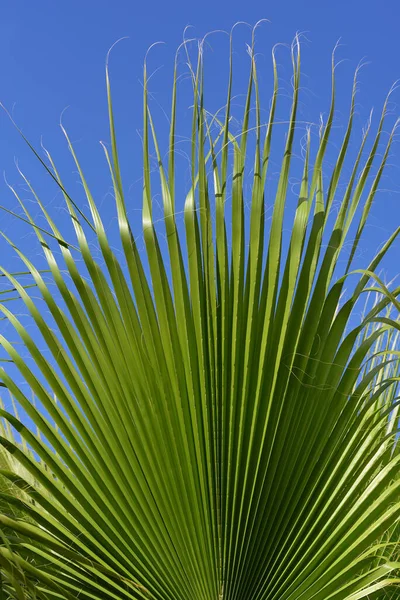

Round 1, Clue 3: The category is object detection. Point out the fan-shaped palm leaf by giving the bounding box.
[0,25,399,600]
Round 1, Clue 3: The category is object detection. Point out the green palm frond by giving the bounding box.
[0,26,399,600]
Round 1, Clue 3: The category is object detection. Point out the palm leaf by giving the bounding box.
[0,25,399,600]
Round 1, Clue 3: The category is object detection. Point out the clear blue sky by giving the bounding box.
[0,0,399,322]
[0,0,399,425]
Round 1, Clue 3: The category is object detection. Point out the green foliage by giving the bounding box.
[0,25,399,600]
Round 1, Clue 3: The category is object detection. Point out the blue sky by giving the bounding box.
[0,0,399,404]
